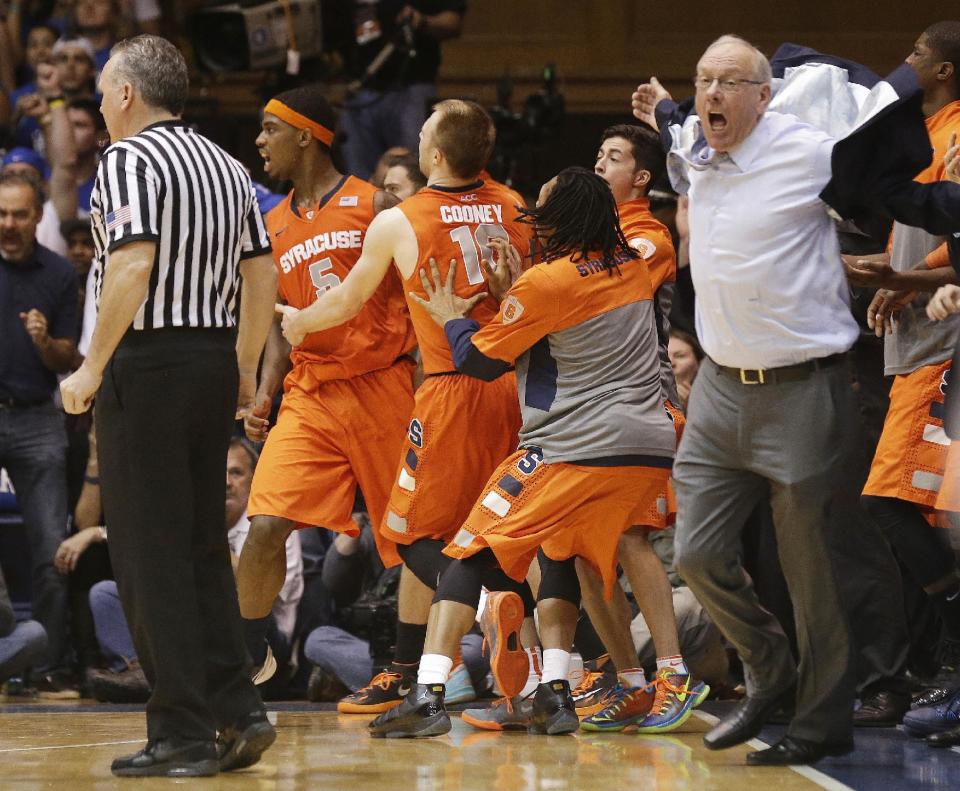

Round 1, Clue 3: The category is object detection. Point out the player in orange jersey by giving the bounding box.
[569,124,697,732]
[235,88,418,670]
[367,167,705,738]
[844,24,960,674]
[276,100,538,712]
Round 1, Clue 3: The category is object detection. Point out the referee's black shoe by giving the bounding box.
[218,710,277,771]
[368,683,451,738]
[111,738,218,777]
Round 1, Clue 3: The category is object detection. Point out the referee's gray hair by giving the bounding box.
[110,35,189,116]
[702,34,773,84]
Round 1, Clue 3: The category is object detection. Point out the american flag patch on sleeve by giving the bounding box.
[106,205,133,232]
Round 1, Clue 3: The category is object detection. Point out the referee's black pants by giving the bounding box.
[96,328,263,742]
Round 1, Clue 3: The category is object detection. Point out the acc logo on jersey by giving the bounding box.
[408,418,424,448]
[339,196,359,207]
[502,295,525,324]
[629,237,657,260]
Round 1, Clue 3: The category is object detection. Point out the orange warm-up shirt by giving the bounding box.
[395,179,533,374]
[915,100,960,269]
[267,176,416,380]
[617,197,677,290]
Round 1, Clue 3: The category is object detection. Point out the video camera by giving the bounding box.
[487,64,565,190]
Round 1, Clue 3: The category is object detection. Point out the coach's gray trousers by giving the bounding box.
[674,358,857,744]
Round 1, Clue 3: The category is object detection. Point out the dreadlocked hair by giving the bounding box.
[519,167,637,272]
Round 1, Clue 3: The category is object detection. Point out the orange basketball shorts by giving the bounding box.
[638,399,685,529]
[248,357,415,567]
[443,447,671,599]
[936,440,960,514]
[380,372,521,548]
[863,360,951,511]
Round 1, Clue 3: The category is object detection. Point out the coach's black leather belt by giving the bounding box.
[714,352,846,386]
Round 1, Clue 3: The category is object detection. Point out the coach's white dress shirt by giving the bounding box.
[683,111,859,369]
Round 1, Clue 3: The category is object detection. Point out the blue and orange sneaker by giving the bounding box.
[634,669,709,734]
[580,683,655,732]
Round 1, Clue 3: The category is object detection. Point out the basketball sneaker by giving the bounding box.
[444,662,477,705]
[480,591,528,699]
[461,693,535,731]
[368,683,451,738]
[528,679,579,735]
[572,656,620,717]
[580,683,655,732]
[337,665,416,714]
[634,669,710,733]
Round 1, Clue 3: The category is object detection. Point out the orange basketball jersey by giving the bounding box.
[617,197,676,291]
[395,179,533,374]
[267,176,416,381]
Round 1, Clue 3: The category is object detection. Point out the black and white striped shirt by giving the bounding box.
[90,120,271,330]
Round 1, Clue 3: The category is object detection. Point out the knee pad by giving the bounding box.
[398,539,451,590]
[433,552,493,610]
[536,551,581,606]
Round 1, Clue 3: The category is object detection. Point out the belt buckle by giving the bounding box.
[739,368,765,385]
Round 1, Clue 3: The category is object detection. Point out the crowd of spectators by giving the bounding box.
[3,0,960,757]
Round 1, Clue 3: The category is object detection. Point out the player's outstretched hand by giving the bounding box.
[409,257,488,326]
[867,287,915,337]
[842,253,896,288]
[927,284,960,321]
[276,303,306,347]
[485,237,521,302]
[244,394,273,442]
[631,77,672,131]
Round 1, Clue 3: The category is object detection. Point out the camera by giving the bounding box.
[487,64,566,190]
[189,0,324,72]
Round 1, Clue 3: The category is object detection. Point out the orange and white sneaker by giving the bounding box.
[480,591,528,699]
[337,667,416,714]
[572,656,620,717]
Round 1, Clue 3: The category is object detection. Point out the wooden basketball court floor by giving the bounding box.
[2,700,960,790]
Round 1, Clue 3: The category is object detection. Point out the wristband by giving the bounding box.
[84,474,100,485]
[47,98,65,110]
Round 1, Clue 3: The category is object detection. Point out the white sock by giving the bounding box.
[618,667,647,689]
[541,649,571,684]
[519,646,543,697]
[417,654,453,685]
[656,655,688,676]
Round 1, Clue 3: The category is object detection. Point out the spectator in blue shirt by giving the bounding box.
[0,169,79,695]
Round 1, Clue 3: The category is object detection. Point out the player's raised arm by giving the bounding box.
[276,206,403,345]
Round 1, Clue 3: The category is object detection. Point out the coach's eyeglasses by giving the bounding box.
[693,76,765,93]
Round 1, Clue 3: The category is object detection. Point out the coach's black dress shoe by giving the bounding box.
[111,737,219,777]
[218,710,277,771]
[746,734,854,765]
[854,689,911,727]
[703,686,795,750]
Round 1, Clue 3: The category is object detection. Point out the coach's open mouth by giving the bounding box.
[708,112,727,132]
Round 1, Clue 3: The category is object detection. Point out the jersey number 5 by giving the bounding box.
[309,257,342,300]
[449,224,509,285]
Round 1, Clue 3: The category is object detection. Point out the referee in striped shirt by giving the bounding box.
[60,36,278,777]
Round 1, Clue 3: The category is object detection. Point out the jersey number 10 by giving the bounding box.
[449,224,509,285]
